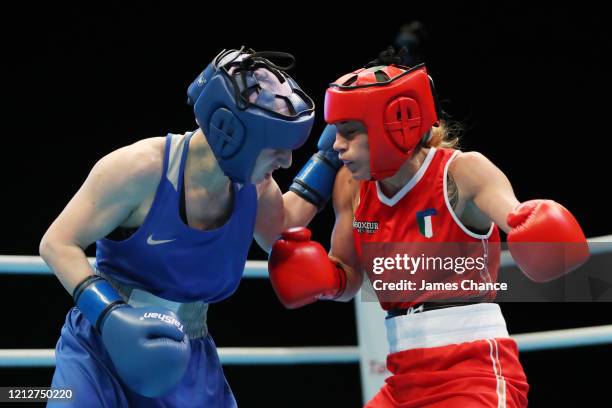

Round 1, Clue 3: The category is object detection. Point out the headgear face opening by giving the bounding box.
[324,64,440,180]
[187,47,315,184]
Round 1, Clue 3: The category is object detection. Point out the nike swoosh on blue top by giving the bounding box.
[146,235,176,245]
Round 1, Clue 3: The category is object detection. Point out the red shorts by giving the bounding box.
[366,304,529,408]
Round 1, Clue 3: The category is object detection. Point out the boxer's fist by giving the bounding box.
[73,276,190,397]
[101,306,190,397]
[269,227,346,308]
[507,200,589,282]
[290,125,342,210]
[316,124,343,170]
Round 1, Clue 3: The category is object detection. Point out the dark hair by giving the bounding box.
[365,46,410,68]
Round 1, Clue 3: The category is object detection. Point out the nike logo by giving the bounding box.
[146,235,177,245]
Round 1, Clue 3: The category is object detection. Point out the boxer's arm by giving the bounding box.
[451,151,588,281]
[329,167,364,301]
[254,125,341,253]
[254,177,317,253]
[267,168,362,307]
[39,141,162,293]
[449,151,519,232]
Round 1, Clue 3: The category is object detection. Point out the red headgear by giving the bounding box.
[324,64,440,180]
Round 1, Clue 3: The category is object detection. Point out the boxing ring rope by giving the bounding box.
[2,324,612,367]
[0,347,362,367]
[0,258,270,278]
[3,235,612,275]
[1,234,611,367]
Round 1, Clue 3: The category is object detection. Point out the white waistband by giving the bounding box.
[385,303,509,354]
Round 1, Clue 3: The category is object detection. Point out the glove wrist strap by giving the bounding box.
[73,275,126,332]
[290,152,340,211]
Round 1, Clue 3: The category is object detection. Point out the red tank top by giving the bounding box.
[353,148,501,310]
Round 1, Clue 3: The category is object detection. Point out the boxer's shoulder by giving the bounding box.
[99,137,165,189]
[447,150,496,197]
[85,137,165,219]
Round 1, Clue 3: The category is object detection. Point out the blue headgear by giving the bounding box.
[187,47,315,184]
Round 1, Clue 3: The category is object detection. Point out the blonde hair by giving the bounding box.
[423,119,461,149]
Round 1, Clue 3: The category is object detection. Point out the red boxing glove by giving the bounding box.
[268,227,347,309]
[507,200,589,282]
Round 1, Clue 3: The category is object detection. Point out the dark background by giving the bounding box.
[1,3,611,407]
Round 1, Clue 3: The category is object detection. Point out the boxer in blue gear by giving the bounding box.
[40,47,322,407]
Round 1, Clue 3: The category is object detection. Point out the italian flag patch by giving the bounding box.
[417,208,437,238]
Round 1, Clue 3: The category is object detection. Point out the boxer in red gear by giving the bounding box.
[269,51,589,407]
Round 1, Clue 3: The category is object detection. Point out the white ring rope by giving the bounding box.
[1,235,610,275]
[2,325,612,367]
[0,347,361,367]
[0,258,269,278]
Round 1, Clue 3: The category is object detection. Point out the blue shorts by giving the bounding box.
[48,308,237,408]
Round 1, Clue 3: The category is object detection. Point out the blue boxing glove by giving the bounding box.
[290,125,343,211]
[73,276,190,397]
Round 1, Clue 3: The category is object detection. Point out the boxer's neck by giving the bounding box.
[377,147,430,198]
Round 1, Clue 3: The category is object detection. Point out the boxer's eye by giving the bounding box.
[345,128,361,140]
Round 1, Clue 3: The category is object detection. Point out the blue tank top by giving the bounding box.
[96,132,257,302]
